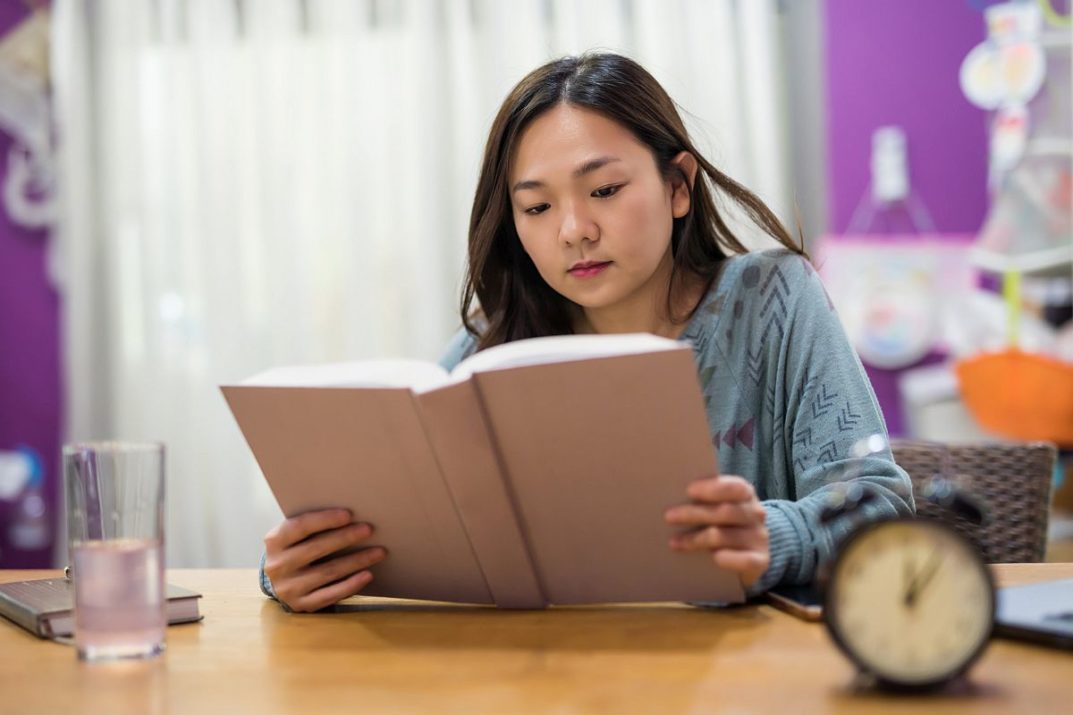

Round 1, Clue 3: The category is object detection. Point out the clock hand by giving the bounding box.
[914,551,944,595]
[905,548,944,608]
[902,554,916,607]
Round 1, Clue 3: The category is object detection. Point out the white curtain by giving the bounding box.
[51,0,790,567]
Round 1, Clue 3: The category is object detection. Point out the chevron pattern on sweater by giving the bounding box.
[757,311,785,350]
[711,417,755,451]
[761,286,787,317]
[816,440,838,464]
[762,263,790,297]
[797,374,818,405]
[750,265,789,353]
[837,401,862,432]
[765,383,784,435]
[746,346,763,383]
[811,384,837,419]
[736,417,755,449]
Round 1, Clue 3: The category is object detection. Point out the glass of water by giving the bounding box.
[64,442,165,662]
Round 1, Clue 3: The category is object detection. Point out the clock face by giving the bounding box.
[825,519,995,688]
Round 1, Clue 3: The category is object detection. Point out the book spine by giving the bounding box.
[0,590,47,638]
[466,376,549,608]
[416,381,547,608]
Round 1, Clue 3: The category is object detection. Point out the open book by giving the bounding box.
[222,333,743,608]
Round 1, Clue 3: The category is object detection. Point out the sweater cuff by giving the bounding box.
[747,504,805,597]
[691,504,806,606]
[259,552,279,600]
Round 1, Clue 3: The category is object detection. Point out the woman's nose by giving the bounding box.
[558,202,599,246]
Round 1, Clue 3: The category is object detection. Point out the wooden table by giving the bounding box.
[1,565,1070,714]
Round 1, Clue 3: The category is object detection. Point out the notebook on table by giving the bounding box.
[0,577,202,639]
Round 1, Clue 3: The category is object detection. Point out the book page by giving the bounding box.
[448,333,682,383]
[239,360,449,392]
[221,385,494,604]
[471,347,744,605]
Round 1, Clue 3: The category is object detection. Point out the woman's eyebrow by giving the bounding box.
[511,156,622,193]
[572,155,621,178]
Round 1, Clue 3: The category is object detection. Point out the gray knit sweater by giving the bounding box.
[437,249,915,596]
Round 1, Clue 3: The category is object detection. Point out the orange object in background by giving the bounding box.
[956,350,1073,448]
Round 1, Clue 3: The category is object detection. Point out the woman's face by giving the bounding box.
[508,104,693,327]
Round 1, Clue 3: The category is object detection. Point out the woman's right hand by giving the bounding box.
[263,508,388,612]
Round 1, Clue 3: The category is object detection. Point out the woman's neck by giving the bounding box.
[573,270,706,339]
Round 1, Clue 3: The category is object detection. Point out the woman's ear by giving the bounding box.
[669,151,698,218]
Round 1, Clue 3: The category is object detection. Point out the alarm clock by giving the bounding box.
[822,516,995,690]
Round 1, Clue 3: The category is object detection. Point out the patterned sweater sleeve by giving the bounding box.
[753,258,915,594]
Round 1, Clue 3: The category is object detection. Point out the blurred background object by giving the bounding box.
[951,1,1073,457]
[0,2,54,231]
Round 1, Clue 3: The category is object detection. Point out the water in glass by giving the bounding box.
[72,538,165,660]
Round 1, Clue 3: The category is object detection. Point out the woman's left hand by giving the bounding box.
[664,475,770,589]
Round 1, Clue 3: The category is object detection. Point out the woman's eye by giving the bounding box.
[593,184,622,199]
[524,204,550,215]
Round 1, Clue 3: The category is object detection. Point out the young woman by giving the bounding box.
[260,53,914,612]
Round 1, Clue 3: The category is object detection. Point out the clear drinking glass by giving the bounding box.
[64,442,166,662]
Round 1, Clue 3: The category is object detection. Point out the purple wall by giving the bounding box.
[824,0,990,233]
[0,3,60,567]
[823,0,992,435]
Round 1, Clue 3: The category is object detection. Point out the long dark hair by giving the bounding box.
[461,52,804,350]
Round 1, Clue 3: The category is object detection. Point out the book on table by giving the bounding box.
[221,332,744,608]
[0,578,202,639]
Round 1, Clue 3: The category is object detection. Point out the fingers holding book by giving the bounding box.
[663,501,765,528]
[285,548,387,613]
[263,508,388,612]
[665,475,770,589]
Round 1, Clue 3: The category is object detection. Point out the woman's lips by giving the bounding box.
[568,261,612,278]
